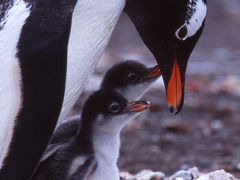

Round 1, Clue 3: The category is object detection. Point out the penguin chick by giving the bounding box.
[32,90,150,180]
[49,60,160,146]
[100,60,161,100]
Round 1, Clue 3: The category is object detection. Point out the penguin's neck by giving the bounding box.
[79,130,120,180]
[58,0,126,126]
[75,118,121,166]
[92,131,120,166]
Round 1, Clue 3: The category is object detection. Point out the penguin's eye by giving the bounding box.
[128,73,137,84]
[175,24,189,40]
[108,102,120,113]
[178,25,188,39]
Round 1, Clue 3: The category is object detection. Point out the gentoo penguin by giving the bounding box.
[48,60,161,147]
[40,60,160,167]
[100,60,161,100]
[0,0,207,179]
[32,90,151,180]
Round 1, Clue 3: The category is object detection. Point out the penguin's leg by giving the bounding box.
[0,3,75,179]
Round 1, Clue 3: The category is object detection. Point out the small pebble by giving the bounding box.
[171,170,192,180]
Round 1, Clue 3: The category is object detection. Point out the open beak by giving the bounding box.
[125,100,151,113]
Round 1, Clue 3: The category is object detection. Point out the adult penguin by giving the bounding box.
[0,0,207,179]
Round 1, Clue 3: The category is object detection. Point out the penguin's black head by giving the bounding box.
[81,90,150,134]
[124,0,207,114]
[100,61,161,100]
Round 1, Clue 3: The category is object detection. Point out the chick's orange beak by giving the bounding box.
[126,100,151,113]
[146,65,161,79]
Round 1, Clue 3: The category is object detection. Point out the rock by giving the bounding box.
[120,170,165,180]
[197,170,236,180]
[168,167,200,180]
[170,170,194,180]
[120,168,238,180]
[120,172,135,180]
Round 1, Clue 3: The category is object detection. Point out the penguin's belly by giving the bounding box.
[88,159,119,180]
[0,0,30,168]
[57,0,125,126]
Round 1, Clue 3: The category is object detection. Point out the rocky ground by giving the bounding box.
[68,0,240,178]
[120,168,238,180]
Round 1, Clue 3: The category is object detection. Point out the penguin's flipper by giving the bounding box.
[50,116,80,145]
[41,117,80,164]
[68,156,97,180]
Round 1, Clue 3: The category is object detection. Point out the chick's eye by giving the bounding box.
[108,102,120,113]
[128,73,137,83]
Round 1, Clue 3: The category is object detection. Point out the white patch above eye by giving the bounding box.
[175,0,207,41]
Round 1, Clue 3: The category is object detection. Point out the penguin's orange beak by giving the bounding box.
[125,100,151,113]
[166,55,182,114]
[156,50,186,115]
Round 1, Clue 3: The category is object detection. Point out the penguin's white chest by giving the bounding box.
[88,155,120,180]
[89,132,121,180]
[0,0,30,168]
[57,0,126,126]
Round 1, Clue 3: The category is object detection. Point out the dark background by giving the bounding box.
[69,0,240,177]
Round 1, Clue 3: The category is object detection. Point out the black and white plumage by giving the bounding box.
[37,61,160,175]
[0,1,77,179]
[32,90,150,180]
[100,61,161,100]
[45,61,161,151]
[0,0,206,178]
[124,0,207,114]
